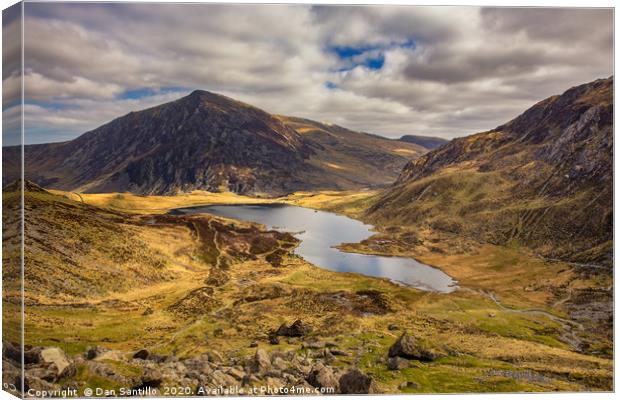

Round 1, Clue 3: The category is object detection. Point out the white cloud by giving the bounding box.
[2,4,613,144]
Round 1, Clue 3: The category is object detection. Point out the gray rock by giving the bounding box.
[276,320,312,337]
[387,356,410,370]
[388,333,438,361]
[252,349,271,373]
[141,368,163,388]
[306,363,339,392]
[339,369,373,394]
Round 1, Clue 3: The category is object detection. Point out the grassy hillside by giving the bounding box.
[367,77,613,268]
[2,184,612,393]
[279,116,425,189]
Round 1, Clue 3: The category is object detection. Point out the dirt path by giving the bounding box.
[463,287,585,350]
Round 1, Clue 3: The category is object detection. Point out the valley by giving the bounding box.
[2,183,612,395]
[2,77,613,395]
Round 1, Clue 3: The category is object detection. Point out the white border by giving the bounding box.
[0,1,616,400]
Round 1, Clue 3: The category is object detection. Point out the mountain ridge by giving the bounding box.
[368,76,613,266]
[4,90,424,195]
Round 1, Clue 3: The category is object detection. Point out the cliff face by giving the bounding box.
[3,91,423,196]
[369,77,613,266]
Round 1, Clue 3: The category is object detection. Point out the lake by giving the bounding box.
[170,204,457,293]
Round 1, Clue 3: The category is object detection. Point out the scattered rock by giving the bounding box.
[269,336,280,345]
[133,349,150,360]
[207,350,224,363]
[388,324,399,331]
[339,368,373,394]
[252,349,271,373]
[141,368,163,388]
[227,367,245,381]
[388,333,439,361]
[398,381,419,390]
[249,341,258,348]
[306,363,339,391]
[85,346,107,360]
[142,307,154,316]
[329,349,350,357]
[272,357,288,371]
[387,356,410,370]
[276,320,312,337]
[39,348,74,381]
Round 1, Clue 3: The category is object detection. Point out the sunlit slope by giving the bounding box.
[368,77,613,267]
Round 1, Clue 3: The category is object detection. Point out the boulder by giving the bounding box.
[252,349,271,373]
[141,368,163,388]
[388,333,438,361]
[133,349,150,360]
[85,346,107,360]
[387,356,409,370]
[39,348,74,380]
[276,320,312,337]
[339,369,373,394]
[306,363,339,391]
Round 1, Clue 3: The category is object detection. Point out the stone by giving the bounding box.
[39,348,74,380]
[330,349,350,357]
[252,349,271,373]
[302,341,325,349]
[142,307,154,316]
[141,368,163,388]
[85,346,107,360]
[399,381,419,390]
[339,369,373,394]
[207,350,224,363]
[387,356,410,370]
[388,333,438,361]
[249,341,258,348]
[2,360,22,394]
[227,367,245,381]
[272,357,288,371]
[388,324,399,331]
[306,363,339,391]
[276,320,312,337]
[133,349,150,360]
[269,336,280,345]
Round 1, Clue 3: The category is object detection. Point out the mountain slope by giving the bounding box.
[368,77,613,266]
[4,92,423,195]
[279,116,426,189]
[398,135,448,149]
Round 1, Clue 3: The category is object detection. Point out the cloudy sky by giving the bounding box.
[2,3,613,145]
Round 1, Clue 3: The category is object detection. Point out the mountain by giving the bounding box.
[398,135,448,149]
[368,77,613,266]
[3,91,424,195]
[279,116,426,189]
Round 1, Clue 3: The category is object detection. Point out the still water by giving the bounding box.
[171,204,457,293]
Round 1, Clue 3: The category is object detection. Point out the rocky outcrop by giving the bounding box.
[3,342,372,396]
[388,333,440,362]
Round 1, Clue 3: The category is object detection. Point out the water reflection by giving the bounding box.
[171,204,457,293]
